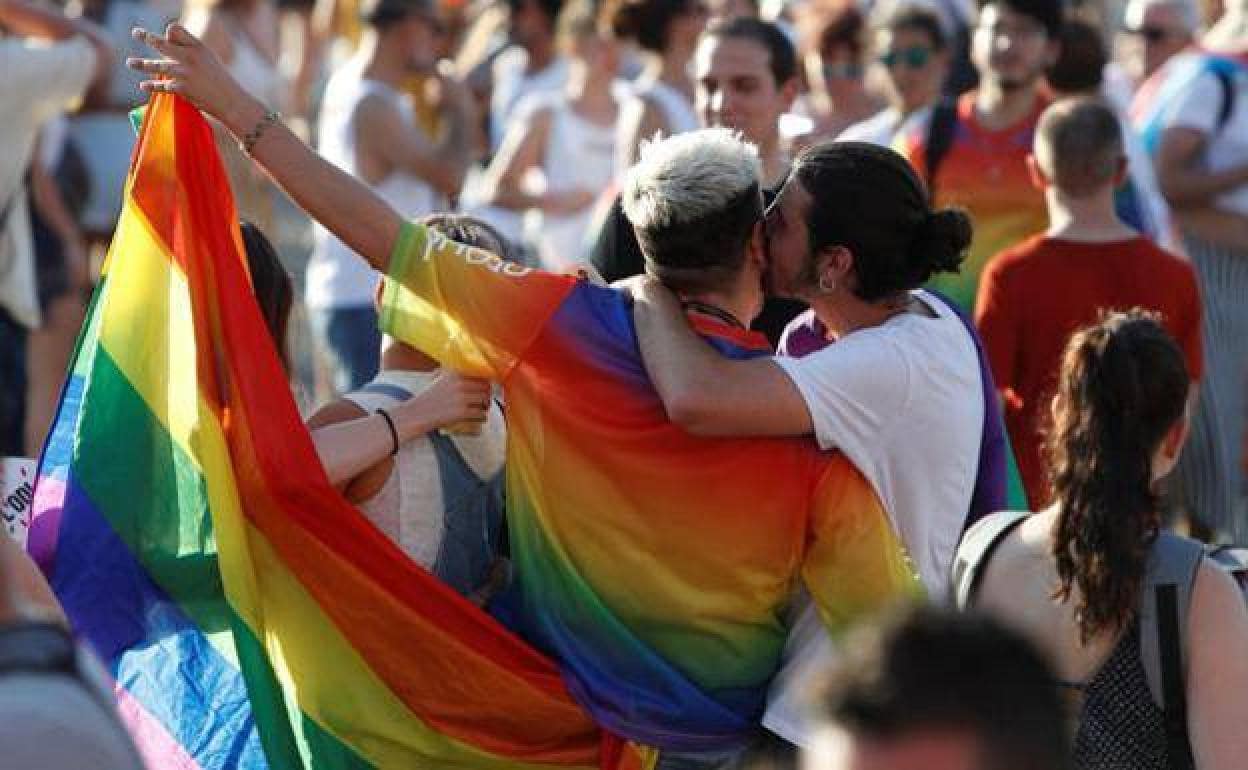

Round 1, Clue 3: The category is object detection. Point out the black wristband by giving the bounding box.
[376,408,400,457]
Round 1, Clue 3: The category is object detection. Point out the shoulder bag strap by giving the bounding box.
[950,511,1029,608]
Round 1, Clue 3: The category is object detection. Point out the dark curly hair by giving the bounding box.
[1045,310,1190,643]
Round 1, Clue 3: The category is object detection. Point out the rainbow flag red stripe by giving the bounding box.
[29,93,639,770]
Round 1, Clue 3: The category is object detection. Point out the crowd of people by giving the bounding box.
[3,0,1248,765]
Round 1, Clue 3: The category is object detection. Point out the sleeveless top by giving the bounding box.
[226,17,282,111]
[532,95,619,271]
[1070,621,1173,769]
[342,369,507,596]
[306,68,440,309]
[636,79,698,136]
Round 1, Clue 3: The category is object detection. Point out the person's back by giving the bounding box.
[979,237,1200,505]
[379,130,916,752]
[958,312,1248,770]
[976,98,1203,509]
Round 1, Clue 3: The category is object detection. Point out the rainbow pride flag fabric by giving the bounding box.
[380,223,920,752]
[896,93,1049,311]
[27,93,640,770]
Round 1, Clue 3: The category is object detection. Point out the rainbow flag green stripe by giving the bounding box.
[31,93,640,770]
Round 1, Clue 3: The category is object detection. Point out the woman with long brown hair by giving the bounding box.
[955,311,1248,770]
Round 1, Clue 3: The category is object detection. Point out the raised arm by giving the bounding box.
[128,24,401,272]
[629,277,813,437]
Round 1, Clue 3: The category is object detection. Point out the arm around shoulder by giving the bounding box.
[629,279,813,437]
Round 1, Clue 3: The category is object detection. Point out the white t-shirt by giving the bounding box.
[0,36,96,328]
[837,105,933,149]
[763,290,983,744]
[1163,66,1248,215]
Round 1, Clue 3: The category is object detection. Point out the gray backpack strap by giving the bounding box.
[951,511,1030,608]
[1139,533,1204,707]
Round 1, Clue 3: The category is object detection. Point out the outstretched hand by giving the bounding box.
[127,24,263,135]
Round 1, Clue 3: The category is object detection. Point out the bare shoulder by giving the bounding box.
[306,398,368,430]
[1191,559,1248,629]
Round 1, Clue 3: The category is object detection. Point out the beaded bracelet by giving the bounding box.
[241,110,281,155]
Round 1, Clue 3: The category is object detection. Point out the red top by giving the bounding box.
[975,235,1203,508]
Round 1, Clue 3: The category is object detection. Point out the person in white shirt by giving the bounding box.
[483,0,621,270]
[457,0,568,251]
[304,0,473,394]
[629,141,984,746]
[0,0,109,456]
[838,5,951,147]
[611,0,708,170]
[1121,0,1199,83]
[1154,29,1248,542]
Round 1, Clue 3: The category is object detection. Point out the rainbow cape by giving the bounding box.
[28,93,639,769]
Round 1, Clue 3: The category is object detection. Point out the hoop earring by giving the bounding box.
[818,276,837,294]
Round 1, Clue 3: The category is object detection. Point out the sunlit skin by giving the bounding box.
[971,4,1055,92]
[875,26,949,115]
[804,726,984,770]
[695,34,796,183]
[1126,4,1194,79]
[761,178,817,299]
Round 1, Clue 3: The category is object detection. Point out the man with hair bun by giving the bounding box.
[976,96,1202,511]
[629,140,996,746]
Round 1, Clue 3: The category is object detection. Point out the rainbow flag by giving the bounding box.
[28,93,637,769]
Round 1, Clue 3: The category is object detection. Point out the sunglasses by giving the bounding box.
[878,45,933,69]
[823,61,865,80]
[1125,24,1179,43]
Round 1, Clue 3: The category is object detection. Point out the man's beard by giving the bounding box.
[994,61,1047,92]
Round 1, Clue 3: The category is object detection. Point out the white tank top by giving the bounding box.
[638,80,699,136]
[226,19,282,110]
[533,96,618,271]
[306,67,440,309]
[342,369,506,571]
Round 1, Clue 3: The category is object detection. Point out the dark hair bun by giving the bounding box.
[914,208,971,276]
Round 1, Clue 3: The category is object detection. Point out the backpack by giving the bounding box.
[1211,65,1238,135]
[951,513,1248,770]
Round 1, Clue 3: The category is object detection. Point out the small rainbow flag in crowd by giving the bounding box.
[27,92,639,769]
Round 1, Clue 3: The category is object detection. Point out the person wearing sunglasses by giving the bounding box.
[792,0,883,144]
[1122,0,1199,81]
[839,5,951,147]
